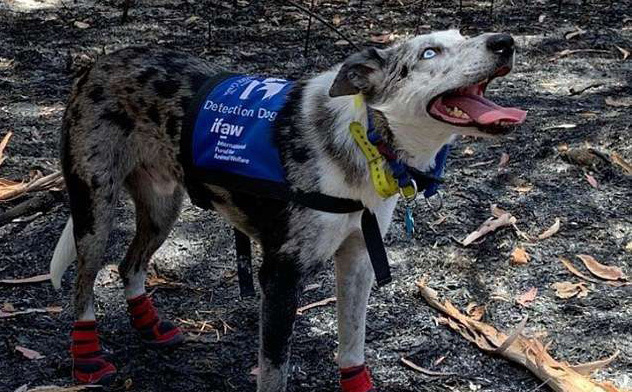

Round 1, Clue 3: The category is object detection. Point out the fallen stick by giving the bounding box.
[296,297,336,315]
[416,280,628,392]
[462,212,516,246]
[0,191,64,226]
[400,357,457,377]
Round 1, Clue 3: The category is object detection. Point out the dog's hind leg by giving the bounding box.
[62,132,124,384]
[257,251,303,392]
[119,164,184,348]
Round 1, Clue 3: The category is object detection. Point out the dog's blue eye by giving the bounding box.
[422,48,437,59]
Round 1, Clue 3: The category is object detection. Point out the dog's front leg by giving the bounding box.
[257,251,303,392]
[334,231,375,392]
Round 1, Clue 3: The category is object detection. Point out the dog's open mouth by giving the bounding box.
[427,69,527,134]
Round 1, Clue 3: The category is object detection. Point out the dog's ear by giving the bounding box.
[329,48,387,97]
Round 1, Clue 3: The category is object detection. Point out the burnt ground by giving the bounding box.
[0,0,631,391]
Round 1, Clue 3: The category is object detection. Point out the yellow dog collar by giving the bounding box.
[350,95,417,200]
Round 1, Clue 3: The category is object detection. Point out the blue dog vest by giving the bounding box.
[191,75,294,183]
[181,73,450,296]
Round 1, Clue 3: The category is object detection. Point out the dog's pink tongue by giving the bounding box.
[442,94,527,125]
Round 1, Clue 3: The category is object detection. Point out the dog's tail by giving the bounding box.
[50,217,77,289]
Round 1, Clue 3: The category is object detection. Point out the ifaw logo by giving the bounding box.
[210,117,244,137]
[239,78,288,101]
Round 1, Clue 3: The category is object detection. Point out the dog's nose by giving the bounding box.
[486,33,514,56]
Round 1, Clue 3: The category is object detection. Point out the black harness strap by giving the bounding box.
[361,210,392,286]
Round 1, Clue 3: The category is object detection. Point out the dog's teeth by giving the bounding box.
[446,106,470,119]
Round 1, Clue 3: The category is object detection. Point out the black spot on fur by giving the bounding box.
[61,134,95,239]
[165,116,179,138]
[288,145,310,164]
[101,106,134,135]
[147,104,161,125]
[67,105,82,125]
[400,65,409,79]
[137,67,159,85]
[88,86,105,103]
[153,78,181,98]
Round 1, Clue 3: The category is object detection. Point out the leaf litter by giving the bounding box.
[417,280,628,392]
[552,281,589,299]
[576,255,628,282]
[538,218,561,240]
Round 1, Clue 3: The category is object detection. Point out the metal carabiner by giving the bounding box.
[399,179,418,204]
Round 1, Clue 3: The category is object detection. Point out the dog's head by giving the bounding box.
[329,30,527,140]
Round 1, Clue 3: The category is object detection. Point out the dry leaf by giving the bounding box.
[516,287,537,307]
[491,204,508,218]
[610,152,632,175]
[511,184,533,193]
[184,15,200,25]
[15,346,45,360]
[73,21,90,29]
[564,26,586,40]
[296,297,336,315]
[3,302,15,312]
[462,146,475,156]
[605,96,632,107]
[465,303,485,321]
[615,45,630,61]
[559,257,603,284]
[549,49,610,61]
[576,255,627,281]
[0,171,64,201]
[538,218,560,240]
[585,173,599,188]
[0,131,12,166]
[498,152,510,167]
[0,306,63,318]
[416,280,627,392]
[469,159,495,168]
[15,386,92,392]
[543,123,576,130]
[0,273,51,284]
[370,32,394,44]
[552,281,589,299]
[511,247,530,265]
[332,14,342,27]
[571,350,620,376]
[400,357,456,377]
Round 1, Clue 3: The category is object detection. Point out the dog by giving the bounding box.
[49,30,526,391]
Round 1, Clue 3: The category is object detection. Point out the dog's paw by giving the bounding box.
[71,320,117,385]
[127,294,184,349]
[340,364,374,392]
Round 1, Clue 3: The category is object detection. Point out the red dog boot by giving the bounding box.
[127,294,184,348]
[340,364,375,392]
[71,321,117,384]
